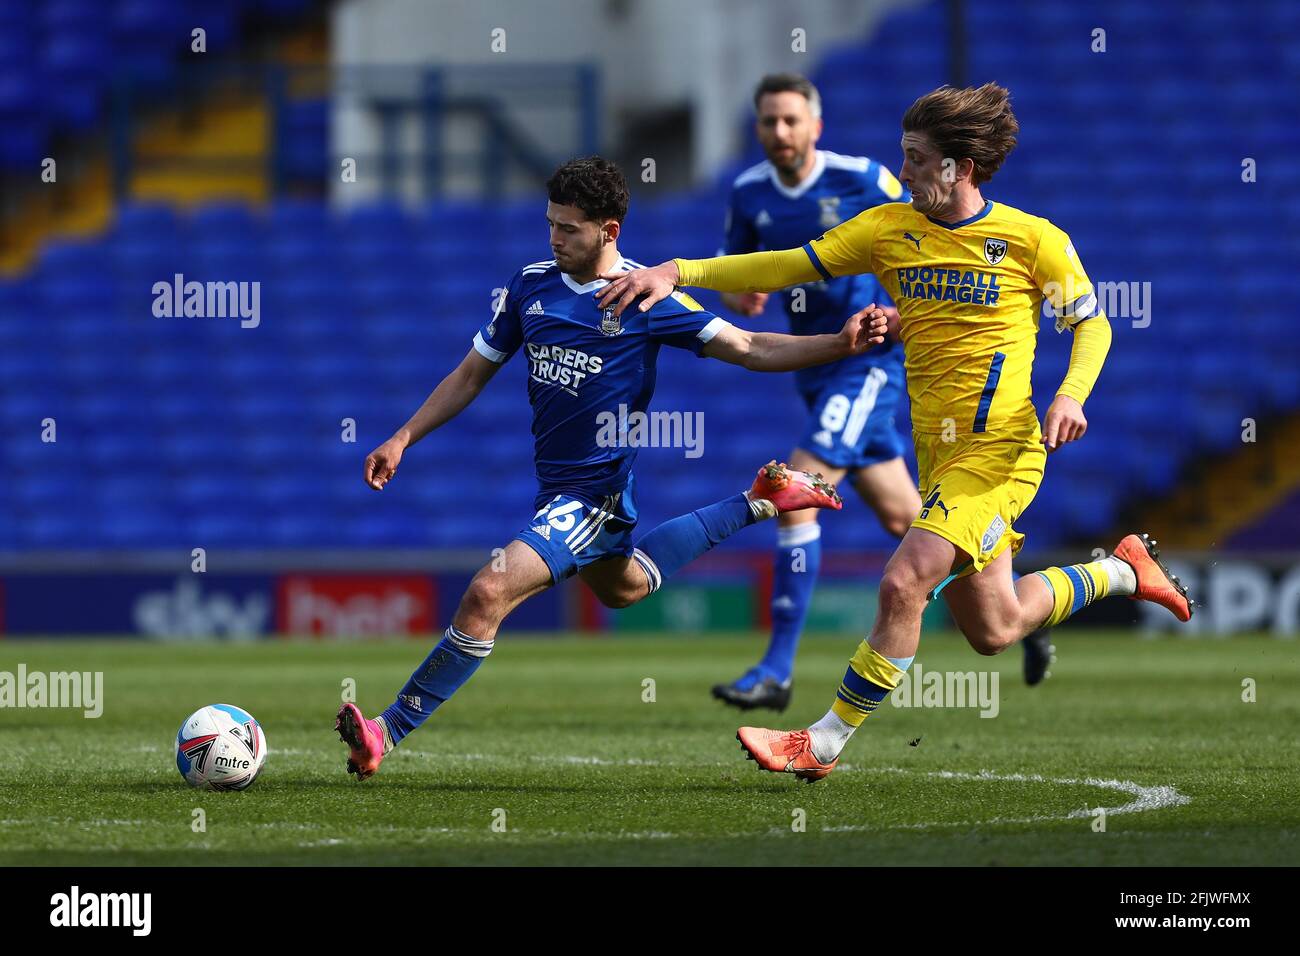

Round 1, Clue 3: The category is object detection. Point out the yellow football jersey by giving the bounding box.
[803,200,1097,435]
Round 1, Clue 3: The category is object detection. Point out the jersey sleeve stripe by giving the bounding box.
[733,161,770,187]
[473,331,509,363]
[802,242,833,281]
[697,317,729,343]
[822,151,871,170]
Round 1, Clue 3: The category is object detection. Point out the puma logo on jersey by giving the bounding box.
[903,231,925,250]
[526,300,546,316]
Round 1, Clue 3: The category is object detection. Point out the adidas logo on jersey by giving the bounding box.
[531,524,552,540]
[526,300,546,316]
[755,209,773,228]
[812,429,834,448]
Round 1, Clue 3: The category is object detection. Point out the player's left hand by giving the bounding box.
[841,303,889,355]
[595,260,679,317]
[1043,395,1087,453]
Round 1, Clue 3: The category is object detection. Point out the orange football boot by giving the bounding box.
[1112,532,1194,622]
[737,726,838,782]
[748,460,843,514]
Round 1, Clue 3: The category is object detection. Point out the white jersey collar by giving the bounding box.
[561,256,627,295]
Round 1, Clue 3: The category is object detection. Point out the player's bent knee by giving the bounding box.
[594,585,640,610]
[460,572,513,620]
[960,622,1018,656]
[878,564,929,612]
[883,513,913,539]
[968,636,1006,657]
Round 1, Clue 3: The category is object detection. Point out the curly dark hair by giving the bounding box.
[546,156,630,223]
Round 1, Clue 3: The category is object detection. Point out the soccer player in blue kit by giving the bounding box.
[336,157,889,779]
[709,75,1052,712]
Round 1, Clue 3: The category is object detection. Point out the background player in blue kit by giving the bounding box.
[710,75,1051,711]
[336,157,889,779]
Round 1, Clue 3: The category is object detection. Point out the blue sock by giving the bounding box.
[379,626,494,747]
[757,523,822,683]
[631,492,760,591]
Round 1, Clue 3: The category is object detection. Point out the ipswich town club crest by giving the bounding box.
[600,305,623,336]
[818,196,842,229]
[983,237,1008,265]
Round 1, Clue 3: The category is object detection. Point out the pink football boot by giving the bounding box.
[335,703,387,780]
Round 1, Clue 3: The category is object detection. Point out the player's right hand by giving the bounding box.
[364,438,406,490]
[595,260,679,317]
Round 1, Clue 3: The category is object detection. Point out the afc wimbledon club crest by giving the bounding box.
[981,514,1007,554]
[819,196,842,229]
[600,305,623,336]
[983,237,1008,265]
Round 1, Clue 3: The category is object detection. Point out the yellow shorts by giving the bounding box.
[911,420,1046,574]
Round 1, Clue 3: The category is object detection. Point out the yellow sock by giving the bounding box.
[1034,561,1112,628]
[829,641,907,727]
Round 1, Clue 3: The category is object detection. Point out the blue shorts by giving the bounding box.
[515,475,640,583]
[797,364,905,471]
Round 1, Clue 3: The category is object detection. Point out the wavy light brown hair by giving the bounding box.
[902,83,1019,186]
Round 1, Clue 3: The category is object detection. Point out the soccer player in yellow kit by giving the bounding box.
[598,83,1194,781]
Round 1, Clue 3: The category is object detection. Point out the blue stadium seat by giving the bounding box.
[1,0,1294,552]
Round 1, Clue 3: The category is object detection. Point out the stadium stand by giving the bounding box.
[1,0,1296,554]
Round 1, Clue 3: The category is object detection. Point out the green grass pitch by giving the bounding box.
[1,633,1297,866]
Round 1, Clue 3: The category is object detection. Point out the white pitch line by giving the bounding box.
[820,766,1191,831]
[0,756,1187,845]
[224,748,1189,827]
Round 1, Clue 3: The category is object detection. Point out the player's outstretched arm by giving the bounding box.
[364,348,500,490]
[1042,314,1112,453]
[702,304,888,372]
[596,247,821,318]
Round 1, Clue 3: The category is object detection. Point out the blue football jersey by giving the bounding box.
[722,149,908,395]
[474,256,728,497]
